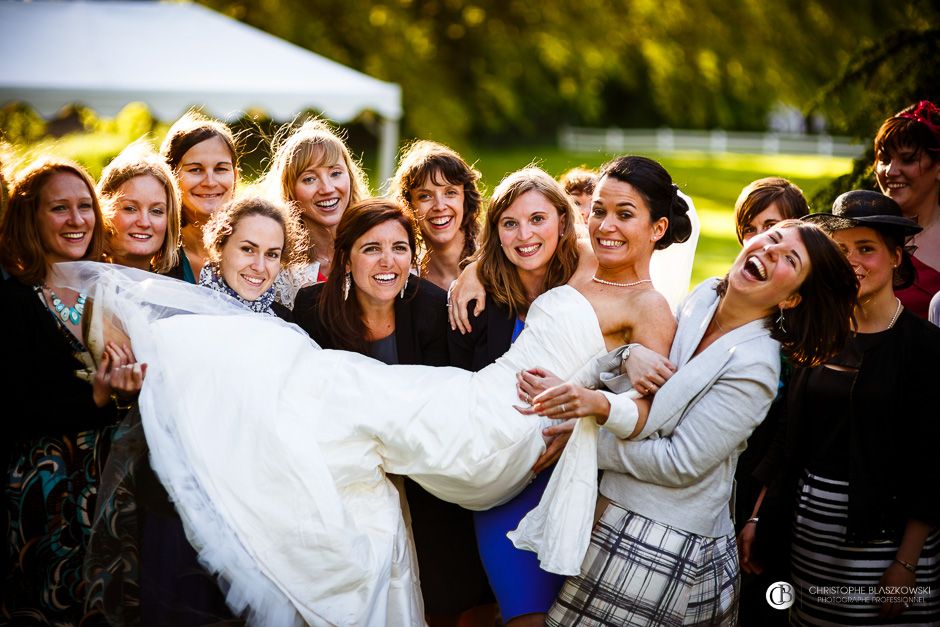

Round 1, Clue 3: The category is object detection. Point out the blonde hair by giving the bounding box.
[266,118,369,211]
[98,141,181,273]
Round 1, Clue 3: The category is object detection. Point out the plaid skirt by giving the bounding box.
[546,502,739,626]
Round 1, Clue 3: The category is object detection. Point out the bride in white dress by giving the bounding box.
[63,157,697,627]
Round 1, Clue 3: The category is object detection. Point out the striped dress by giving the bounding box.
[790,472,940,626]
[786,344,940,627]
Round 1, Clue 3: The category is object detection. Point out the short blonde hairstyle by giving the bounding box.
[266,118,369,211]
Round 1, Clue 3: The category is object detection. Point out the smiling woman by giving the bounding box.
[391,140,483,289]
[98,142,181,273]
[160,110,239,283]
[199,196,304,320]
[872,101,940,318]
[0,157,144,623]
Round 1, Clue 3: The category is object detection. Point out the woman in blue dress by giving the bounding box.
[450,160,691,626]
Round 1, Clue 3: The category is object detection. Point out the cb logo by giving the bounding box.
[766,581,795,610]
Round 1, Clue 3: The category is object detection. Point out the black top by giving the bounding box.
[292,276,449,366]
[163,246,196,284]
[0,269,117,443]
[802,365,854,478]
[270,300,294,323]
[767,310,940,542]
[447,294,517,372]
[369,332,399,365]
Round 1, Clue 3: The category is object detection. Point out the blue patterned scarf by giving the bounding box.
[199,263,277,316]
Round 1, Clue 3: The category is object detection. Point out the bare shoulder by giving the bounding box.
[632,288,673,318]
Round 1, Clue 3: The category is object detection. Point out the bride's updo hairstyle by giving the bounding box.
[597,156,692,250]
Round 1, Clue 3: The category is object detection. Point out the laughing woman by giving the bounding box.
[756,191,940,626]
[520,218,858,626]
[390,140,483,290]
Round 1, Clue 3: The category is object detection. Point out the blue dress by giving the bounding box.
[473,318,566,621]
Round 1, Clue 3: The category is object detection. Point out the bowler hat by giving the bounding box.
[804,190,922,237]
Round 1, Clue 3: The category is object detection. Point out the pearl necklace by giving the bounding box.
[887,297,903,329]
[48,289,87,325]
[591,275,653,288]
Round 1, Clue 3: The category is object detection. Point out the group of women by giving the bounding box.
[0,99,937,627]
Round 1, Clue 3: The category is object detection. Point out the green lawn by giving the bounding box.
[460,147,853,287]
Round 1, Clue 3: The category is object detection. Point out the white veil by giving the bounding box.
[53,262,308,626]
[650,190,701,313]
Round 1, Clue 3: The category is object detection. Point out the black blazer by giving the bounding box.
[447,294,517,372]
[293,276,449,366]
[760,310,940,549]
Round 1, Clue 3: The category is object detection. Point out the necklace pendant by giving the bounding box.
[46,289,88,326]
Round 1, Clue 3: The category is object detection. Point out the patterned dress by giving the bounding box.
[2,274,118,625]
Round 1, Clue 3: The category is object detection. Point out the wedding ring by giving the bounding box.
[524,393,531,404]
[561,403,567,413]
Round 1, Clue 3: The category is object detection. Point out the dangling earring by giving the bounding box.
[400,274,408,299]
[776,306,786,333]
[343,272,351,301]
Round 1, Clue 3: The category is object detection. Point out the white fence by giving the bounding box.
[559,126,865,158]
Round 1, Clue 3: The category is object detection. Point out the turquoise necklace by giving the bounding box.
[48,289,87,325]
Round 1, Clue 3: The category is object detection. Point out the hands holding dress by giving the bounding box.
[92,341,146,408]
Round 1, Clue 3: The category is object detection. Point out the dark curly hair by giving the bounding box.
[598,156,693,250]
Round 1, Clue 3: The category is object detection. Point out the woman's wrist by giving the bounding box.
[589,390,610,425]
[110,392,135,411]
[893,557,918,574]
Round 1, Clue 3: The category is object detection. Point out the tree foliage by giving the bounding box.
[200,0,914,145]
[807,0,938,210]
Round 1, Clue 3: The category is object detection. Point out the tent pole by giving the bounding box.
[377,116,399,194]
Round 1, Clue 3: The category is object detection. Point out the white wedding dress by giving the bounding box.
[68,264,613,627]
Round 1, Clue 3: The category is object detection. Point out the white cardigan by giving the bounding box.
[598,279,781,538]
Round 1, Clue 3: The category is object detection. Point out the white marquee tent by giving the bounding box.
[0,0,402,185]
